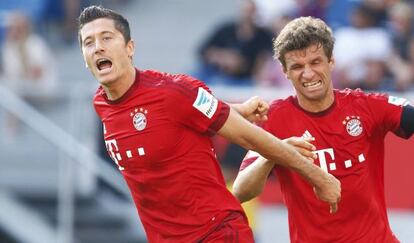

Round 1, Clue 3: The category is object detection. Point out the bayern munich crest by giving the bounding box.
[131,107,148,131]
[342,115,363,137]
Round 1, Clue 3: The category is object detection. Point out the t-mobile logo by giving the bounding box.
[105,139,125,171]
[104,139,146,171]
[313,148,365,172]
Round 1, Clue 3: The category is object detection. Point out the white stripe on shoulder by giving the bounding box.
[245,150,260,159]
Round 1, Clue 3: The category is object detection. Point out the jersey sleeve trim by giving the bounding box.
[401,105,414,138]
[239,155,259,171]
[206,102,230,136]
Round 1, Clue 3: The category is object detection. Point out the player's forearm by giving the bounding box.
[219,109,329,188]
[230,103,244,115]
[233,156,274,203]
[230,103,253,119]
[254,131,328,187]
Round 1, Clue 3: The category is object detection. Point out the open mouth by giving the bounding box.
[303,80,322,88]
[96,58,112,71]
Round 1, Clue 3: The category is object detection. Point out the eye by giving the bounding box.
[84,40,93,47]
[290,65,302,71]
[312,59,321,65]
[103,36,112,41]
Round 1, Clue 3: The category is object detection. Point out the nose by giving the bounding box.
[302,65,314,80]
[94,39,105,54]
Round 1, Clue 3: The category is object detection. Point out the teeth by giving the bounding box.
[96,58,109,65]
[304,80,321,87]
[96,58,112,71]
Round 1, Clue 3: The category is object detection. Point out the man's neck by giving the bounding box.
[103,67,136,101]
[297,92,335,113]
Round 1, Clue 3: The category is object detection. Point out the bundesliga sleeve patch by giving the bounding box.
[388,96,410,106]
[192,87,218,119]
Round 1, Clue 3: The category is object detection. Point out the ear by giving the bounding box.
[329,57,335,70]
[127,39,135,59]
[281,63,289,79]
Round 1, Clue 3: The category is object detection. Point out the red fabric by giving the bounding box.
[198,211,254,243]
[94,69,246,242]
[240,89,404,243]
[384,133,414,208]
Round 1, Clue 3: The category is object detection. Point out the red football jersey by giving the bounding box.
[241,89,408,243]
[94,69,245,242]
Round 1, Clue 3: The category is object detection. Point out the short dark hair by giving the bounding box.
[77,5,131,46]
[273,16,335,69]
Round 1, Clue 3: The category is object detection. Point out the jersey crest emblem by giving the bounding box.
[131,107,148,131]
[343,116,363,137]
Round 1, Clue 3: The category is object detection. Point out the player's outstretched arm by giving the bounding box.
[230,96,269,123]
[233,155,274,203]
[233,137,317,203]
[218,108,341,213]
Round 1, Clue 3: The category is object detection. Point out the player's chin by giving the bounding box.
[304,90,325,100]
[95,72,114,85]
[96,75,112,85]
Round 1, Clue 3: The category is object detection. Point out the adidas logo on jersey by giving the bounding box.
[302,130,313,139]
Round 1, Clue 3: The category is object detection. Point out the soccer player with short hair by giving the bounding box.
[78,6,341,242]
[233,16,414,243]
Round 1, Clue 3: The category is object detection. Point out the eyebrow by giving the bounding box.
[311,56,322,61]
[287,54,324,66]
[101,30,114,35]
[83,30,115,43]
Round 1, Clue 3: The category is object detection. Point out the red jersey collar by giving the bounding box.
[291,90,338,117]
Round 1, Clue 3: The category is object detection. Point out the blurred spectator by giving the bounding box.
[196,0,274,86]
[293,0,329,20]
[254,14,293,87]
[333,2,392,90]
[52,0,82,43]
[1,12,57,96]
[0,0,49,28]
[363,0,399,27]
[386,1,414,91]
[1,12,57,136]
[43,0,131,45]
[408,38,414,86]
[254,0,297,25]
[325,0,360,30]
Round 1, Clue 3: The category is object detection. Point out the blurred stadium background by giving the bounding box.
[0,0,413,243]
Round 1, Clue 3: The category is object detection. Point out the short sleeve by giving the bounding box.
[164,74,229,135]
[364,92,408,135]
